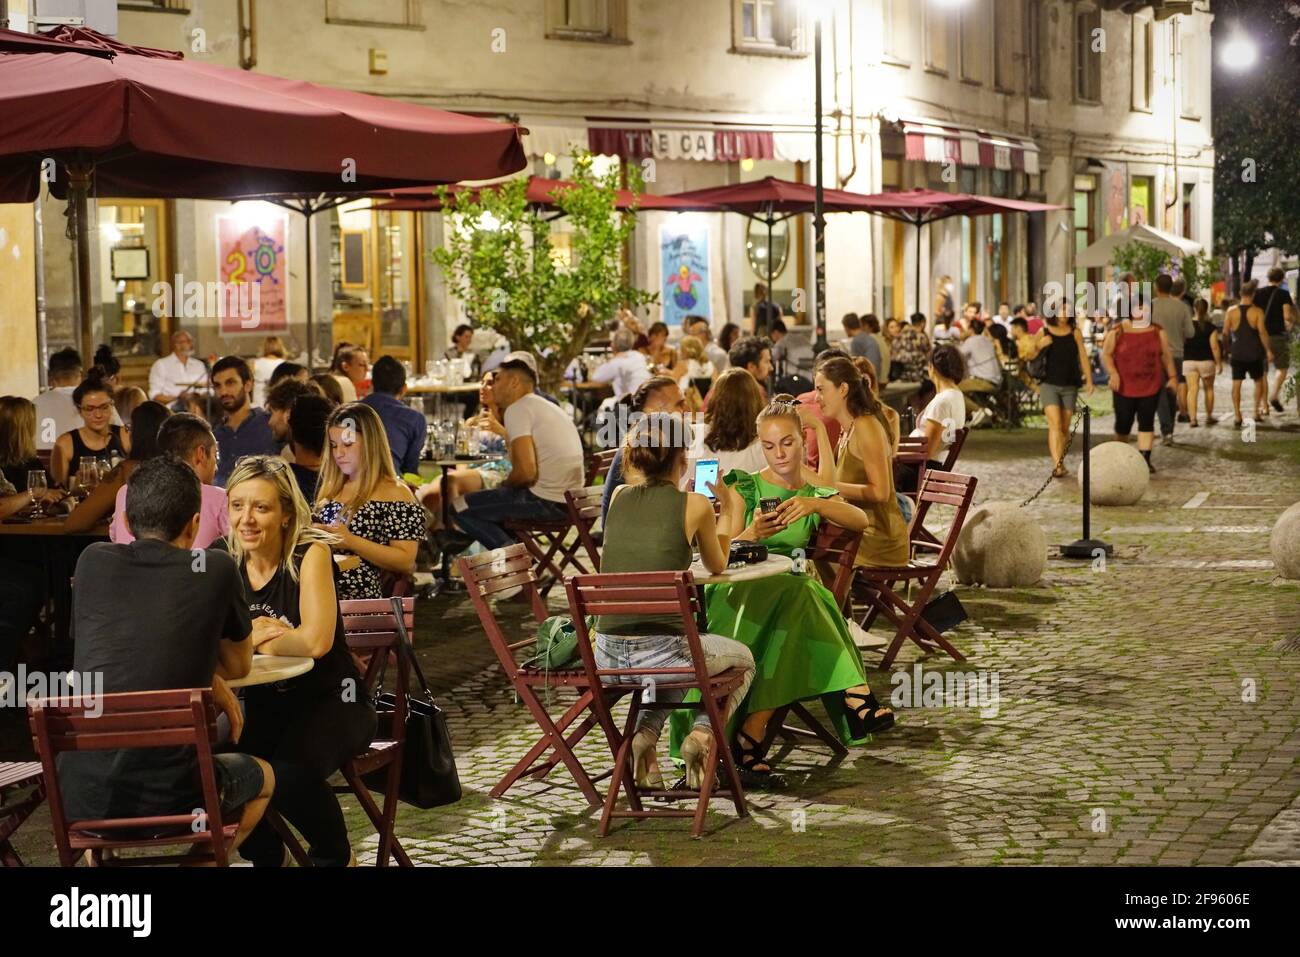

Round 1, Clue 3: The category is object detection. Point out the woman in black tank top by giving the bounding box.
[1182,300,1221,427]
[222,455,376,867]
[50,374,128,487]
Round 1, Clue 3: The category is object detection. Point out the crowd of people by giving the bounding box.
[2,278,1293,853]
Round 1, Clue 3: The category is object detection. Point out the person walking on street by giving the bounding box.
[1253,267,1295,414]
[1182,299,1222,427]
[1224,281,1274,427]
[1026,307,1093,477]
[1102,305,1178,473]
[1150,274,1195,444]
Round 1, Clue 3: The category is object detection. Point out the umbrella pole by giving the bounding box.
[305,205,315,371]
[69,163,94,356]
[766,215,773,332]
[914,219,922,323]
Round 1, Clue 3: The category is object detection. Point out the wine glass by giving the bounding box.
[27,470,48,518]
[78,460,99,494]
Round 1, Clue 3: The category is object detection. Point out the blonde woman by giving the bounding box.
[312,402,426,599]
[253,335,289,408]
[0,396,44,491]
[224,455,375,867]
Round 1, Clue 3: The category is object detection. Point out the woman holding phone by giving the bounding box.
[670,395,890,787]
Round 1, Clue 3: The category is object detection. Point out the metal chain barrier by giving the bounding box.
[1018,402,1099,508]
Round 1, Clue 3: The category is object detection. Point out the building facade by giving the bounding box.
[0,0,1214,395]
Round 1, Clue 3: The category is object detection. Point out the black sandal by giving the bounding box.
[730,729,788,791]
[844,690,895,738]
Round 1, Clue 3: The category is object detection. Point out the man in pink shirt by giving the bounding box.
[110,413,229,548]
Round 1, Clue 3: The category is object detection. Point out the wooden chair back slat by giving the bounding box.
[807,521,863,609]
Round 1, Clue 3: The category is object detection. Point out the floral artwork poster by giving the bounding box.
[660,223,709,327]
[215,211,289,335]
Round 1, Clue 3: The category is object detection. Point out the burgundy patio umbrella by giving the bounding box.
[666,176,893,332]
[854,188,1066,318]
[372,175,719,216]
[0,25,526,359]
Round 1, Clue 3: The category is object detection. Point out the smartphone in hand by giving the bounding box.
[759,496,782,515]
[694,459,720,499]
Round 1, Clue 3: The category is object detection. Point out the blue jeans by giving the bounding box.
[594,632,755,736]
[453,486,568,550]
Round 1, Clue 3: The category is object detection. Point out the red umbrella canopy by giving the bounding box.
[0,26,527,203]
[372,175,718,213]
[855,188,1065,224]
[666,176,889,217]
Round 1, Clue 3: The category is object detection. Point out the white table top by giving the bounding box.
[689,553,793,585]
[227,655,315,689]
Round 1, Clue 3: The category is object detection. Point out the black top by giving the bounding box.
[2,457,43,492]
[67,425,126,479]
[1229,310,1264,362]
[1183,322,1216,362]
[238,542,361,701]
[289,462,319,507]
[311,498,427,599]
[1042,327,1082,387]
[60,540,251,821]
[1254,285,1294,337]
[753,300,781,337]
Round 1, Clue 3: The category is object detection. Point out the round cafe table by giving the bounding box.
[687,553,794,629]
[227,655,314,689]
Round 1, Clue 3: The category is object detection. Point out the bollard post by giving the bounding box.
[1061,405,1113,560]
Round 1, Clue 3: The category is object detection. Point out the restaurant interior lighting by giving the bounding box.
[740,158,755,172]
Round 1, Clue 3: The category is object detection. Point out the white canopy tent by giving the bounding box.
[1077,223,1203,269]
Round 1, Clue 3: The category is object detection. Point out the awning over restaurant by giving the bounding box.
[894,118,1041,176]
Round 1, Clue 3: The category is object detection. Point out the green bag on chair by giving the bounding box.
[526,615,584,671]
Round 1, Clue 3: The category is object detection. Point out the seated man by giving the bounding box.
[210,356,279,488]
[842,313,882,374]
[59,455,273,852]
[111,413,229,548]
[592,328,651,401]
[361,355,428,477]
[264,378,316,458]
[727,335,774,397]
[452,353,585,552]
[957,318,1001,424]
[287,394,332,506]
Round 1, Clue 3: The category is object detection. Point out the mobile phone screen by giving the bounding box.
[694,459,720,499]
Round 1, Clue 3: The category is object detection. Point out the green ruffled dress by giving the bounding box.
[669,469,870,754]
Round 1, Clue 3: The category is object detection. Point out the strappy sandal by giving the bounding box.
[730,729,788,791]
[1051,463,1068,478]
[844,689,896,738]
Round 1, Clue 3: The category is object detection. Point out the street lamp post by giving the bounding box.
[812,12,828,354]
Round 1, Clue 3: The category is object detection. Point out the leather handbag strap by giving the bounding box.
[389,596,436,705]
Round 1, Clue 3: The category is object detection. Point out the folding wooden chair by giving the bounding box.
[0,763,44,867]
[585,448,618,487]
[460,545,613,806]
[760,521,864,758]
[566,571,749,839]
[854,470,977,670]
[565,485,607,559]
[503,489,599,595]
[269,597,416,867]
[28,689,244,867]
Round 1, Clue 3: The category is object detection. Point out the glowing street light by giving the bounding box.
[1220,29,1258,71]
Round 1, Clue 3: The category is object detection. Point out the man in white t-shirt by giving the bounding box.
[452,352,585,552]
[32,348,85,450]
[957,318,1001,423]
[592,328,651,400]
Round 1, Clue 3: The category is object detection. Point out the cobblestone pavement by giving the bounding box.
[5,379,1299,866]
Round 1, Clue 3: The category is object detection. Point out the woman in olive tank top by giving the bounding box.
[598,413,755,791]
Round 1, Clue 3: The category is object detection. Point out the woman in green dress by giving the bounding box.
[673,395,895,784]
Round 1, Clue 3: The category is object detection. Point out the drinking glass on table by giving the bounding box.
[78,459,100,494]
[27,470,48,518]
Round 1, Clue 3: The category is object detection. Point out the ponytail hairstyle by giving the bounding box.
[621,412,692,486]
[755,392,802,432]
[819,356,893,445]
[92,344,121,381]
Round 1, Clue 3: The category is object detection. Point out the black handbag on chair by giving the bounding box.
[363,597,462,809]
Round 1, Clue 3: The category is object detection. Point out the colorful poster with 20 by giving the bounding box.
[216,210,289,334]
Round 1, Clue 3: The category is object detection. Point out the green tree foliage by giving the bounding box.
[432,153,657,392]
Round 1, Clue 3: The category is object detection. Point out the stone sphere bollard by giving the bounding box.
[1271,502,1300,580]
[1081,441,1149,506]
[952,501,1048,588]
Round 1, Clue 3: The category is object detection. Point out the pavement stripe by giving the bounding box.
[1182,491,1210,509]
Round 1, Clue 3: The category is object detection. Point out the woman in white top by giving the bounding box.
[900,345,967,491]
[690,368,767,477]
[252,335,289,409]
